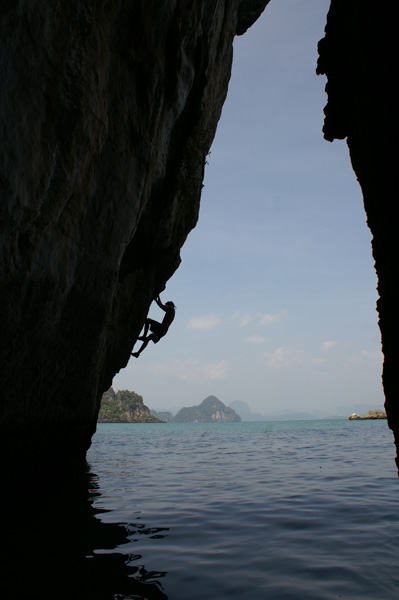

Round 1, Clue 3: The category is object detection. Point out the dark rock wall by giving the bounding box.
[317,1,398,465]
[0,0,269,468]
[1,0,396,472]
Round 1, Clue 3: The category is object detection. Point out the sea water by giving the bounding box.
[84,419,399,599]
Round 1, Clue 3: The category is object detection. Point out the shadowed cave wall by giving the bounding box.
[0,0,271,472]
[0,0,397,473]
[316,0,398,467]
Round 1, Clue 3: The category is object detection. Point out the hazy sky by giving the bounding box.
[112,0,384,416]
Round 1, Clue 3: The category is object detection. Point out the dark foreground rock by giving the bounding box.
[0,1,269,472]
[316,2,398,467]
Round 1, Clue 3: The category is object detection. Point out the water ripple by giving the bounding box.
[87,420,399,600]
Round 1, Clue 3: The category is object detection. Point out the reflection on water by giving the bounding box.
[1,463,168,600]
[3,422,397,600]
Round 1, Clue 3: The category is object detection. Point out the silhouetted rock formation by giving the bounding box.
[0,1,269,472]
[316,1,398,468]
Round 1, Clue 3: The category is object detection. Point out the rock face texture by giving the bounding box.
[317,2,398,465]
[0,1,269,471]
[98,388,163,422]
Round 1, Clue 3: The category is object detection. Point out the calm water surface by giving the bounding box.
[86,420,399,599]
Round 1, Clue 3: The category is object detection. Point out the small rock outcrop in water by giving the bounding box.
[349,410,387,421]
[173,396,241,423]
[98,388,164,423]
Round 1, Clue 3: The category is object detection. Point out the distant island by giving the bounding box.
[99,391,385,424]
[98,388,164,423]
[150,410,175,423]
[225,400,346,422]
[229,400,269,422]
[349,409,387,420]
[152,395,241,423]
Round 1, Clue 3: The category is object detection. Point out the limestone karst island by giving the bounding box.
[159,396,241,423]
[98,388,164,423]
[98,392,241,424]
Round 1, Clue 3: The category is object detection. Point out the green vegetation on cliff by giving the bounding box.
[173,396,241,423]
[98,388,164,423]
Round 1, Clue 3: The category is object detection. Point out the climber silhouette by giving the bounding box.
[131,295,176,358]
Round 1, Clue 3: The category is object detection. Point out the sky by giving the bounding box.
[112,0,384,417]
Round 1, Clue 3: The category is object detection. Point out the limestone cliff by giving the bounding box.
[0,1,269,471]
[316,1,398,467]
[98,388,163,422]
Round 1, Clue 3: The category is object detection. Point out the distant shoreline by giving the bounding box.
[96,416,389,425]
[348,410,387,421]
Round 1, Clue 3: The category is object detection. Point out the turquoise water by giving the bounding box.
[85,420,399,599]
